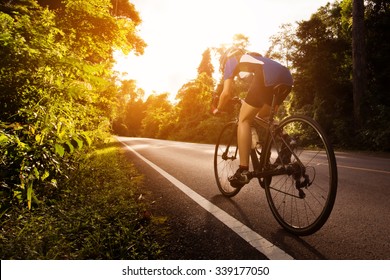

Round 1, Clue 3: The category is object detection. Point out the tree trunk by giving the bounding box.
[352,0,366,128]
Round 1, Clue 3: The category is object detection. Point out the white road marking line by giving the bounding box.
[118,137,294,260]
[337,164,390,174]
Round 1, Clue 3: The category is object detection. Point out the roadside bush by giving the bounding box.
[0,140,166,259]
[0,1,115,211]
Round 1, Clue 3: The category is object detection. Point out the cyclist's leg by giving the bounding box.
[240,63,276,163]
[231,65,271,185]
[237,101,260,168]
[256,104,272,118]
[228,102,259,187]
[238,65,265,169]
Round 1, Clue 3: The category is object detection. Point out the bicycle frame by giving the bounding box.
[247,90,300,182]
[221,85,311,185]
[250,116,309,194]
[214,85,338,235]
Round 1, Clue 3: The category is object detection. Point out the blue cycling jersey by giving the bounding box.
[223,53,293,87]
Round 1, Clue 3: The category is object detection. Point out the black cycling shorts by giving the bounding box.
[245,64,290,108]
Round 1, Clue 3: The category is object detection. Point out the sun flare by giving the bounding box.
[113,0,331,100]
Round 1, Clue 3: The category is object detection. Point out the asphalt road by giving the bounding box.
[116,136,390,260]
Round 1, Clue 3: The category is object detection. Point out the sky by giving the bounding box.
[114,0,333,99]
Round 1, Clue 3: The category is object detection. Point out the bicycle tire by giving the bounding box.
[263,115,338,235]
[214,121,241,197]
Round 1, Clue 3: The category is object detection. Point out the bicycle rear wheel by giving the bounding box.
[214,121,241,197]
[264,115,338,235]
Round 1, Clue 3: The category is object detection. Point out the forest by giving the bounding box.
[113,0,389,151]
[0,0,389,257]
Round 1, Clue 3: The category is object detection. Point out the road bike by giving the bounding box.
[214,85,338,235]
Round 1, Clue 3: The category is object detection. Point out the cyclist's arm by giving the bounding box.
[215,78,234,113]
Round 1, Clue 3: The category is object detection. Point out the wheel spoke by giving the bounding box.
[264,115,337,235]
[214,122,241,197]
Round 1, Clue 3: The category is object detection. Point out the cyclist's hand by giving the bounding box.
[210,100,219,115]
[210,94,220,115]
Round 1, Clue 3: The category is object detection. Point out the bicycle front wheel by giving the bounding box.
[214,121,241,197]
[264,115,338,235]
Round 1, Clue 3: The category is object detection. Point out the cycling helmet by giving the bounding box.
[219,47,245,72]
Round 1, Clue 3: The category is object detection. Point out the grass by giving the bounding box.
[0,139,167,259]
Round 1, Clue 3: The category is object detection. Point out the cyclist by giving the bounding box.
[213,47,293,187]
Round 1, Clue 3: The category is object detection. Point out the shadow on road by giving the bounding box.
[209,194,257,229]
[209,194,328,259]
[269,229,328,259]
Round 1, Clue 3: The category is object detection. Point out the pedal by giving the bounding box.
[298,189,306,199]
[295,174,311,192]
[229,181,244,189]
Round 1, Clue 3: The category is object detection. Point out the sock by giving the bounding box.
[239,165,249,172]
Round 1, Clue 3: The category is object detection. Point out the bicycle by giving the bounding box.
[214,84,338,236]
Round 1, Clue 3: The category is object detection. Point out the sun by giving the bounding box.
[114,0,332,100]
[112,0,280,100]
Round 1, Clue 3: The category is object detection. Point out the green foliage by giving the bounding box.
[141,93,176,139]
[197,48,214,77]
[0,0,145,211]
[286,0,390,150]
[362,0,390,151]
[113,59,220,143]
[112,80,146,137]
[266,23,296,67]
[0,141,166,259]
[0,96,102,210]
[0,3,65,119]
[174,73,215,141]
[110,1,390,152]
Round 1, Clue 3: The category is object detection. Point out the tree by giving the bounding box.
[359,0,390,150]
[352,0,366,127]
[37,0,146,60]
[290,2,353,146]
[0,0,147,209]
[110,0,141,24]
[174,73,214,141]
[112,80,146,136]
[197,48,214,77]
[266,23,296,67]
[232,34,250,49]
[141,93,175,139]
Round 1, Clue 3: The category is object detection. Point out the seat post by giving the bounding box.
[268,92,278,124]
[268,84,290,124]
